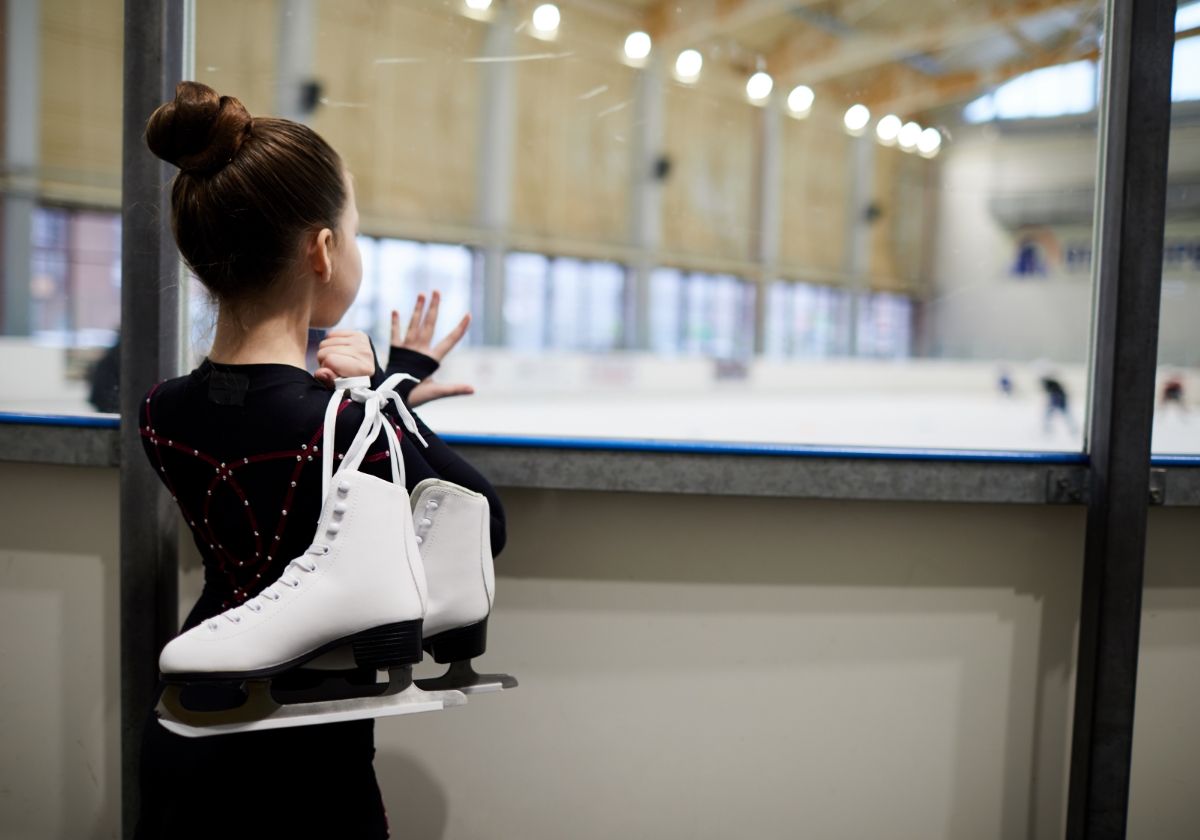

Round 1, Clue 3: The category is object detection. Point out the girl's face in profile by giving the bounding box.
[310,170,362,329]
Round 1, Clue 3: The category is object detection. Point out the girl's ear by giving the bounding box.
[310,228,335,284]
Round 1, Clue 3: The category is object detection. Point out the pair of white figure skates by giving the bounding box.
[156,374,516,738]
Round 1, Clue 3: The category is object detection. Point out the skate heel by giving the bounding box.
[352,619,423,669]
[422,617,488,664]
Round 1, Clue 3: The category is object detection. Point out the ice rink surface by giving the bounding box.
[421,392,1198,455]
[0,347,1195,456]
[418,352,1200,456]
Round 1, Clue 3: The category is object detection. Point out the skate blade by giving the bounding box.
[157,670,466,738]
[415,660,518,695]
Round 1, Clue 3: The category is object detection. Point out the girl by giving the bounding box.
[135,81,504,839]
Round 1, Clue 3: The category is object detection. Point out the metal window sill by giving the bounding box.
[1,414,1196,506]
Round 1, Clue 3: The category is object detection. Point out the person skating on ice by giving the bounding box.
[1040,373,1078,436]
[1160,372,1187,419]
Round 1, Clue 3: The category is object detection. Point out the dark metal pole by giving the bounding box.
[1066,1,1176,838]
[120,1,185,835]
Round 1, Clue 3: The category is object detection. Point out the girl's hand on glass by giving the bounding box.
[391,291,475,407]
[407,377,474,408]
[391,290,470,363]
[314,329,376,389]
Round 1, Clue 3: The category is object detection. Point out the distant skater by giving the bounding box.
[1041,375,1078,435]
[1161,374,1187,418]
[997,368,1013,397]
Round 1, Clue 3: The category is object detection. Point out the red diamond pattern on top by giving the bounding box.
[140,391,404,606]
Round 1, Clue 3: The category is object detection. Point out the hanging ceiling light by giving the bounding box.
[898,121,922,151]
[786,85,814,118]
[674,49,703,82]
[844,104,870,135]
[465,0,491,9]
[875,114,902,144]
[746,72,773,104]
[918,127,943,157]
[532,3,560,37]
[624,31,651,60]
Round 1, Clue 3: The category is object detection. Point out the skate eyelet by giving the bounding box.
[207,621,219,630]
[248,603,262,612]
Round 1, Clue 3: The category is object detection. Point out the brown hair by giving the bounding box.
[145,81,347,306]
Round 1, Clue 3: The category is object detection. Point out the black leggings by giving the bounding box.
[135,694,389,840]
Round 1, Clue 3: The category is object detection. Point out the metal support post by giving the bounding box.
[624,55,664,351]
[753,92,783,356]
[843,131,874,356]
[473,5,517,347]
[2,0,39,336]
[1065,1,1176,838]
[119,0,185,834]
[274,0,318,125]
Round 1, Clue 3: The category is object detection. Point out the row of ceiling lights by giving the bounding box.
[465,2,942,157]
[846,106,942,157]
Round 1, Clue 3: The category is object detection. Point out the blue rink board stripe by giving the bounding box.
[0,411,120,429]
[3,412,1197,466]
[441,432,1091,464]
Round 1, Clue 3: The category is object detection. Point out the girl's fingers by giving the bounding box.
[319,330,371,350]
[431,313,471,360]
[316,342,369,363]
[405,294,426,341]
[420,291,442,340]
[390,310,402,346]
[318,337,362,350]
[407,379,474,409]
[317,351,374,378]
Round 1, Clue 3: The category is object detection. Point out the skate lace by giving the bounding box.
[205,544,330,630]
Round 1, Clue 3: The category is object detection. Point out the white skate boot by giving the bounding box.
[156,375,467,737]
[410,479,518,694]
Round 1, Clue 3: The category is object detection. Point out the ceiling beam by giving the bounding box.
[872,21,1200,118]
[769,0,1092,87]
[835,41,1100,120]
[645,0,814,49]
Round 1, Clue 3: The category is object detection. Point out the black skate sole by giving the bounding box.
[423,617,488,664]
[162,619,423,683]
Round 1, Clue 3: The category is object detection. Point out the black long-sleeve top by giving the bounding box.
[135,346,498,838]
[139,345,506,632]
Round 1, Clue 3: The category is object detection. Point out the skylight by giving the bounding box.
[964,25,1200,125]
[963,60,1097,123]
[1178,1,1200,32]
[1174,35,1200,102]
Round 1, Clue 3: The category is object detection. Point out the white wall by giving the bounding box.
[931,121,1200,365]
[2,463,1199,839]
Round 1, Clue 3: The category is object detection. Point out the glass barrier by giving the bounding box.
[0,0,123,415]
[1151,1,1200,457]
[2,0,1145,456]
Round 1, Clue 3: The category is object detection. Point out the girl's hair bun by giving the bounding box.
[146,81,252,175]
